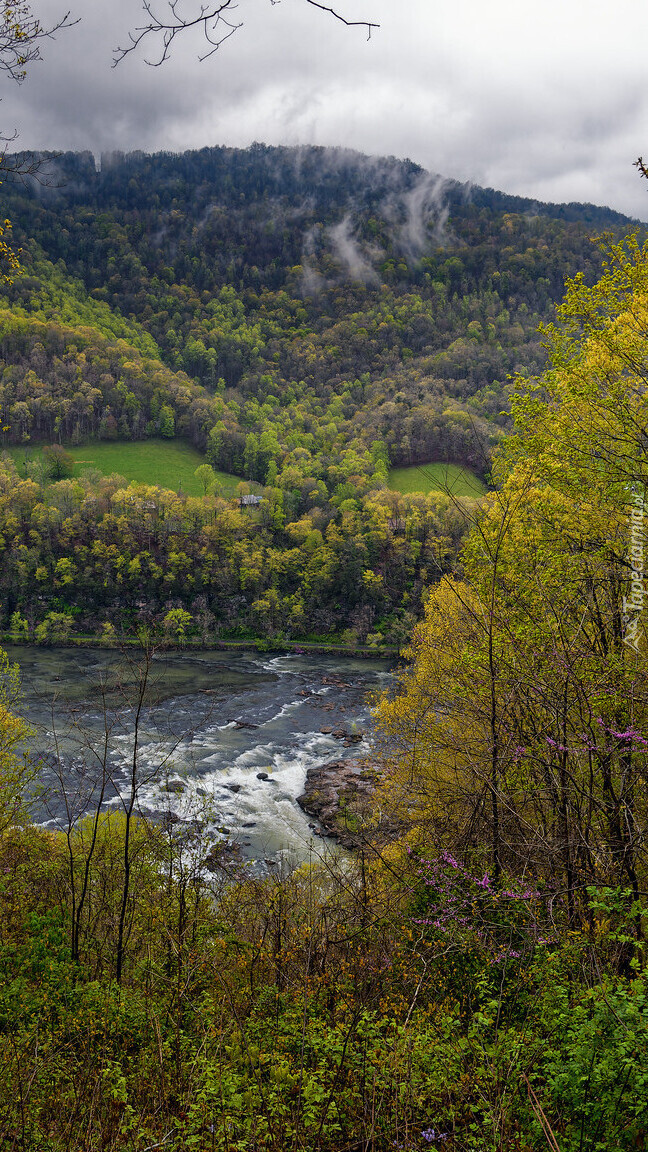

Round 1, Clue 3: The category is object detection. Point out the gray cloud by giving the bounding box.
[0,0,646,220]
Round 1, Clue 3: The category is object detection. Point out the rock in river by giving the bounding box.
[296,758,384,849]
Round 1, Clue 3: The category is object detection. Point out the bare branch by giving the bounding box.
[0,4,78,188]
[304,0,379,38]
[114,0,242,67]
[114,0,379,67]
[0,3,78,84]
[0,146,64,184]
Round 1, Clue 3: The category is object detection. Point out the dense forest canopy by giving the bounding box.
[1,145,634,449]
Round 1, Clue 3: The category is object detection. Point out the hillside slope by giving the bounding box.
[0,145,640,643]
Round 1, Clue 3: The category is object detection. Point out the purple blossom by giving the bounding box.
[490,949,521,964]
[546,737,569,752]
[408,851,545,958]
[596,718,648,745]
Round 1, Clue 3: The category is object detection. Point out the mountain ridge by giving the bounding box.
[8,141,638,229]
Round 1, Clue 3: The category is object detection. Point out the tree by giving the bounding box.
[158,402,175,437]
[376,235,648,921]
[42,443,74,479]
[8,609,28,640]
[0,648,33,832]
[194,461,217,495]
[0,1,74,86]
[163,606,193,642]
[34,610,73,644]
[0,1,76,160]
[0,2,76,278]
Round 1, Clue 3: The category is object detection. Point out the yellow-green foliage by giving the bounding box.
[376,235,648,903]
[0,648,33,831]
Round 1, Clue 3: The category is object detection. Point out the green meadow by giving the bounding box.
[387,462,487,498]
[6,439,245,498]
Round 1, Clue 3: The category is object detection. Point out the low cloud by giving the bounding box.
[392,173,454,259]
[329,214,379,283]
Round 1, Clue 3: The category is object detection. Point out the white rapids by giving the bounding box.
[7,646,393,866]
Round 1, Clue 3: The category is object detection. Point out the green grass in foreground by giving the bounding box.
[387,462,487,498]
[7,440,245,498]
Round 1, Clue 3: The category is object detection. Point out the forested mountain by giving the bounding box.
[2,144,636,463]
[0,144,639,642]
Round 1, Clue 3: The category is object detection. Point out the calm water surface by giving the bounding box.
[7,646,393,866]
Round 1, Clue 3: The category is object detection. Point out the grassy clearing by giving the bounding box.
[68,440,208,494]
[6,439,245,498]
[387,462,487,498]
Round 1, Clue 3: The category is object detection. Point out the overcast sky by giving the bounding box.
[2,0,647,220]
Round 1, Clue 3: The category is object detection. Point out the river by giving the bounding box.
[6,645,393,867]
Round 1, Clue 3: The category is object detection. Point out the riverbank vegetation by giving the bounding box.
[2,810,647,1152]
[0,451,470,647]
